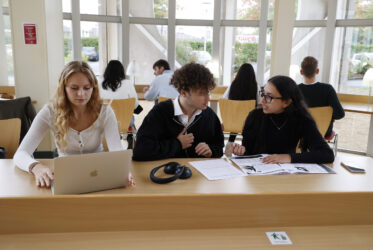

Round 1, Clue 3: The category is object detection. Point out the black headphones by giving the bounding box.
[150,161,192,184]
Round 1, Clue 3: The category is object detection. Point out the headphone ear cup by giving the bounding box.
[163,162,179,174]
[179,166,192,179]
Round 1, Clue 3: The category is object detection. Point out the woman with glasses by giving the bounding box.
[226,75,334,164]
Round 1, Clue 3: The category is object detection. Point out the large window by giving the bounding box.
[290,27,327,83]
[176,26,212,67]
[130,0,168,18]
[331,27,373,95]
[129,24,168,84]
[176,0,214,20]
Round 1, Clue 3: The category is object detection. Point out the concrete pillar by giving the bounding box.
[222,0,236,86]
[10,0,64,150]
[270,0,295,77]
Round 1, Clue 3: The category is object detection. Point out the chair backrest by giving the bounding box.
[0,97,36,143]
[308,106,333,137]
[158,96,174,103]
[0,86,16,99]
[110,98,136,133]
[219,99,256,134]
[0,118,21,158]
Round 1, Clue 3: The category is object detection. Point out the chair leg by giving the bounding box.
[333,133,338,156]
[127,133,134,149]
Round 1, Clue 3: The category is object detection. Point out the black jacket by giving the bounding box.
[0,97,36,143]
[298,82,345,136]
[133,100,224,161]
[242,108,334,164]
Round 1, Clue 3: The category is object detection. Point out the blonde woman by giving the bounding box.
[14,61,134,188]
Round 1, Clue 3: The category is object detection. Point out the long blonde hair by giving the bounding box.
[54,61,102,152]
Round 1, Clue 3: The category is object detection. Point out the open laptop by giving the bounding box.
[52,150,131,195]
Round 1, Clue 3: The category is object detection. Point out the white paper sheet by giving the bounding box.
[189,159,246,180]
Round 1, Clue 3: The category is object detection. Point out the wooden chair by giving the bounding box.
[110,98,136,149]
[158,96,174,103]
[308,107,333,137]
[0,86,16,99]
[219,99,256,135]
[0,118,21,158]
[308,106,338,155]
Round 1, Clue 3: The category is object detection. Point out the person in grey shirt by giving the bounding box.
[143,59,179,101]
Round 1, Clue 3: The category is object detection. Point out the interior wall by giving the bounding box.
[10,0,64,150]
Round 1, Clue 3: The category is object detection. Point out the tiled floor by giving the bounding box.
[134,100,371,153]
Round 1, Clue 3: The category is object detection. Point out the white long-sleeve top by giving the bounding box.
[98,78,139,108]
[14,103,123,172]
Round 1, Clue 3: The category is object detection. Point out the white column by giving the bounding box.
[10,0,64,150]
[256,0,268,86]
[222,0,236,86]
[0,7,8,84]
[270,0,295,77]
[168,0,176,70]
[71,0,81,60]
[322,0,337,83]
[122,0,130,68]
[212,0,222,85]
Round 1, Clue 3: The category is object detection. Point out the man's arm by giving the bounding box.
[144,78,160,101]
[327,86,345,120]
[132,106,183,161]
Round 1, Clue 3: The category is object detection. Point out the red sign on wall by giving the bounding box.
[23,23,37,45]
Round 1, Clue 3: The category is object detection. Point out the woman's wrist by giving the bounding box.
[29,162,40,174]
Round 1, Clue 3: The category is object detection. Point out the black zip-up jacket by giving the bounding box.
[133,100,224,161]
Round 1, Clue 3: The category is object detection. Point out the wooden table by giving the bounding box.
[342,101,373,157]
[0,152,373,248]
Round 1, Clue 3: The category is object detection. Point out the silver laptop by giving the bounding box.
[52,150,131,195]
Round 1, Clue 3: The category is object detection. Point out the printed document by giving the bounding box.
[189,159,245,180]
[230,155,335,175]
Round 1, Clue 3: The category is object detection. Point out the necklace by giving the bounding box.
[269,116,288,130]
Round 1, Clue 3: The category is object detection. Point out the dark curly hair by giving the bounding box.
[170,62,215,92]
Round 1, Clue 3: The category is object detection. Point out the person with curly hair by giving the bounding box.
[14,61,134,188]
[133,62,224,161]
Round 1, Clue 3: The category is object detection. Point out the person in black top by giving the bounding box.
[227,63,258,101]
[225,63,258,142]
[133,62,224,161]
[298,56,345,137]
[226,75,334,164]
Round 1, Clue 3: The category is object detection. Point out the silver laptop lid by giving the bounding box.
[52,150,131,195]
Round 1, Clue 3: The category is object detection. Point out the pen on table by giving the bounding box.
[230,154,263,159]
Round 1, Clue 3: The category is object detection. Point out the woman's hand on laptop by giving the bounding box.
[128,172,135,187]
[31,164,54,188]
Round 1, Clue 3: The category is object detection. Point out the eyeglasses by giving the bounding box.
[259,90,283,103]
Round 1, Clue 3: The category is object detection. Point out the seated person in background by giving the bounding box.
[14,61,134,188]
[142,59,179,101]
[99,59,140,126]
[226,75,334,164]
[99,60,139,108]
[298,56,345,138]
[133,62,224,161]
[223,63,259,142]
